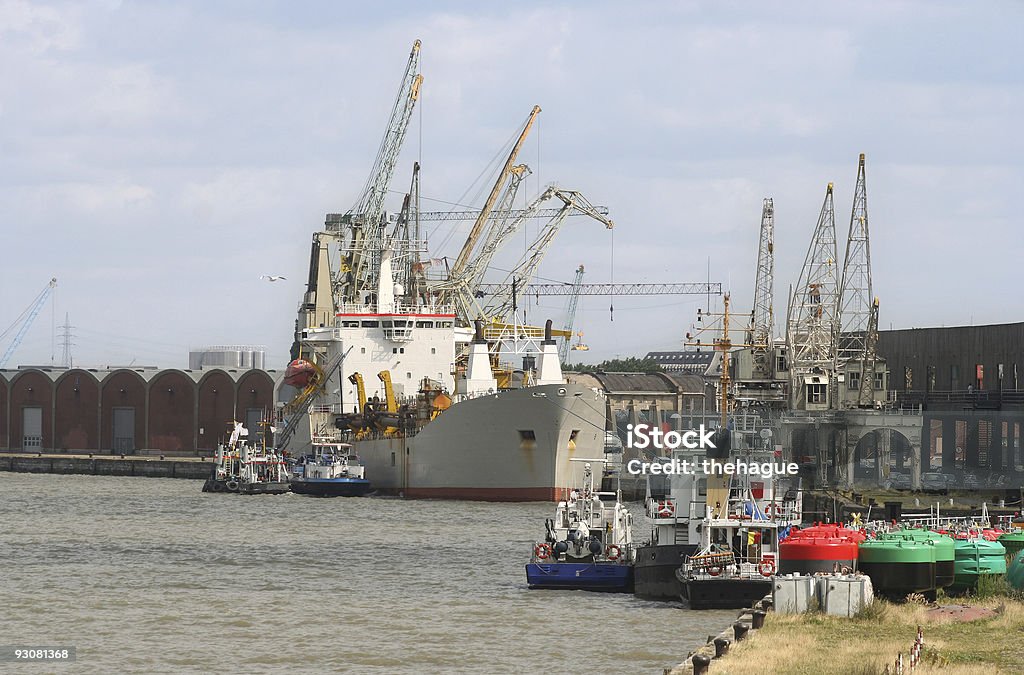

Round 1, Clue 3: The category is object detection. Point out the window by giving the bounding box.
[439,321,453,328]
[342,320,359,328]
[393,348,398,354]
[431,348,436,355]
[950,364,960,389]
[391,452,396,467]
[361,347,366,354]
[848,371,861,391]
[381,320,393,328]
[415,321,432,328]
[361,321,379,328]
[776,354,787,372]
[407,372,412,379]
[807,383,827,404]
[874,372,885,390]
[400,348,405,354]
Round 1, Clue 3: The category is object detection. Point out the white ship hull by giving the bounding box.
[295,382,607,501]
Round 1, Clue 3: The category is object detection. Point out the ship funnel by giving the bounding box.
[473,319,486,344]
[543,319,554,345]
[535,317,564,386]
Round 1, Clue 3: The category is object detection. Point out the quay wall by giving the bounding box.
[0,452,211,479]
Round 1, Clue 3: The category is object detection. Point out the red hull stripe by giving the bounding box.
[335,313,457,318]
[373,486,572,502]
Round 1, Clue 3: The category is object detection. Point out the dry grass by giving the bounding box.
[715,597,1024,675]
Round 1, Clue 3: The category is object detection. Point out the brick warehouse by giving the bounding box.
[0,367,281,454]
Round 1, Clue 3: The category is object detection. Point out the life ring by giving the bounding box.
[605,544,622,561]
[534,543,553,560]
[225,480,239,492]
[758,559,776,577]
[707,566,722,577]
[657,500,675,517]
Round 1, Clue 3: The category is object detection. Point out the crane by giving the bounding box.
[0,278,57,368]
[837,153,873,367]
[559,265,585,363]
[857,297,880,408]
[480,186,613,321]
[748,198,775,377]
[475,281,722,297]
[329,39,424,304]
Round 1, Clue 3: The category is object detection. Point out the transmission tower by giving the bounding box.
[59,313,74,368]
[787,183,839,383]
[837,153,873,365]
[749,198,775,377]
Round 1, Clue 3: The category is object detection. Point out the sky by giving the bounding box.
[1,0,1021,370]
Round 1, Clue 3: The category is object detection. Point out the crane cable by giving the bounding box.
[609,228,615,322]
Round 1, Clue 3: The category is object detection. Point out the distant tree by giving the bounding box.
[564,357,662,374]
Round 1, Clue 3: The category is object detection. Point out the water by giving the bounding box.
[0,473,733,674]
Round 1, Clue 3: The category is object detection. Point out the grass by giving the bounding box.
[715,596,1024,675]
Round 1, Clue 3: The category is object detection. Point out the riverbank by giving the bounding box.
[0,452,211,479]
[708,594,1024,674]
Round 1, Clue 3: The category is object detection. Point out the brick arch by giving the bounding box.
[148,370,196,452]
[8,370,54,450]
[236,370,275,445]
[0,373,9,449]
[197,369,236,450]
[54,369,101,451]
[100,370,147,452]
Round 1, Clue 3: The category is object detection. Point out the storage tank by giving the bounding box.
[889,529,955,591]
[1007,550,1024,591]
[950,538,1007,593]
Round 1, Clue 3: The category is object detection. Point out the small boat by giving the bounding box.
[526,460,634,592]
[202,422,290,495]
[675,500,781,609]
[288,438,371,497]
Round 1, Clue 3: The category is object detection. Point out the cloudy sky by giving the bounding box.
[1,0,1021,369]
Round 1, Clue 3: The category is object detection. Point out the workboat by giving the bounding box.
[675,492,783,610]
[634,411,802,600]
[525,460,634,591]
[202,422,290,495]
[288,438,371,497]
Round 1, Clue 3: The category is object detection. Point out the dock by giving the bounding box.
[0,451,212,479]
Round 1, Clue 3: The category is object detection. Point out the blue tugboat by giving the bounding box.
[289,438,371,497]
[526,460,635,592]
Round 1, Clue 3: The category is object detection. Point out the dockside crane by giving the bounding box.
[559,265,585,363]
[329,39,423,304]
[748,198,775,378]
[786,183,839,408]
[837,153,874,367]
[0,277,57,368]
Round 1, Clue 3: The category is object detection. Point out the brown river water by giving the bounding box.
[0,473,733,674]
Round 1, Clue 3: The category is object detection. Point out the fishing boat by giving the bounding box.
[289,438,371,497]
[202,422,290,495]
[525,460,635,591]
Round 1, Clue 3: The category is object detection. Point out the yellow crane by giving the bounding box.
[348,372,367,414]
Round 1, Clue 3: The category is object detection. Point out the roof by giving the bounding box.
[646,351,716,366]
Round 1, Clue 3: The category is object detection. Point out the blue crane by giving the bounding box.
[0,277,57,367]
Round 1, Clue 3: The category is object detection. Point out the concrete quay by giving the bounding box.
[0,451,212,479]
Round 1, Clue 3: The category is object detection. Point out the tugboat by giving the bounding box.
[674,484,783,609]
[202,421,290,495]
[288,438,371,497]
[525,460,635,592]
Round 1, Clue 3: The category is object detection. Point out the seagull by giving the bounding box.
[260,275,287,282]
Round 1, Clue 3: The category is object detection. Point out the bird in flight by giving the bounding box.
[260,275,287,282]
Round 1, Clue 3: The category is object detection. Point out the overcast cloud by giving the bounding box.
[1,0,1021,369]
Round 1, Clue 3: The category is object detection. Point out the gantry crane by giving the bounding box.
[0,278,57,368]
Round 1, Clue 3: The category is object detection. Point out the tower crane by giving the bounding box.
[559,264,585,363]
[329,39,424,304]
[0,277,57,368]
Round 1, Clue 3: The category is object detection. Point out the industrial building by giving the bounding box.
[0,366,279,454]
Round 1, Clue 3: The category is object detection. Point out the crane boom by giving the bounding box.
[475,281,722,296]
[450,105,541,280]
[749,198,775,376]
[332,40,424,301]
[559,265,585,363]
[0,278,57,368]
[416,205,610,222]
